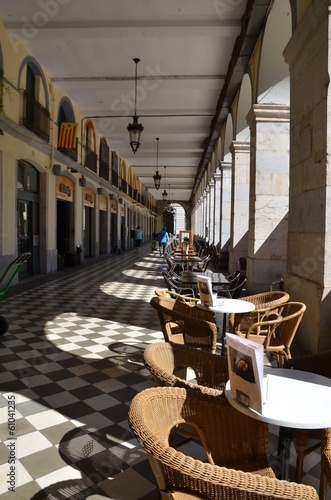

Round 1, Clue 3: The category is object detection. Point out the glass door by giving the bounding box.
[18,200,32,275]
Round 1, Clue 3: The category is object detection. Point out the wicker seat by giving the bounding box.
[128,386,319,500]
[150,296,217,352]
[229,290,290,335]
[237,302,306,367]
[143,342,228,395]
[284,350,331,488]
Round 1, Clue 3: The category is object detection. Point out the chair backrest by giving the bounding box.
[229,291,290,334]
[246,302,306,366]
[225,270,241,284]
[231,274,247,298]
[218,274,247,299]
[241,291,290,309]
[128,387,319,500]
[154,288,199,305]
[201,253,211,272]
[270,301,305,347]
[150,296,217,352]
[143,342,228,393]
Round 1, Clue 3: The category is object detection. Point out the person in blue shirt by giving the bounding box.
[135,226,143,252]
[158,227,169,256]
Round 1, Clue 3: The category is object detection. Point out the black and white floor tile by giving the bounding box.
[0,246,328,499]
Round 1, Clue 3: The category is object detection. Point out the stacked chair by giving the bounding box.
[128,386,319,500]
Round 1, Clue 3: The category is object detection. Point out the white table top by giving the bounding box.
[225,367,331,429]
[198,297,255,314]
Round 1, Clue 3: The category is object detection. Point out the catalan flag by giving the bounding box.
[58,122,78,149]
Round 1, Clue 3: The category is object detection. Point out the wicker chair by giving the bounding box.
[143,342,228,395]
[150,296,217,352]
[321,427,331,500]
[155,288,200,305]
[283,350,331,488]
[237,302,306,367]
[229,290,290,335]
[128,386,319,500]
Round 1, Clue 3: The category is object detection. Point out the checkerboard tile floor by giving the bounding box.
[0,246,328,499]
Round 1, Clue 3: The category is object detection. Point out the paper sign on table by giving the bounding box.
[197,275,216,307]
[226,332,265,413]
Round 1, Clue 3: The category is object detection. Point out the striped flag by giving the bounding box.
[58,122,78,149]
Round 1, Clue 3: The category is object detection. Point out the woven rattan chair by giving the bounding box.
[155,288,200,304]
[128,386,319,500]
[150,296,217,352]
[229,290,290,335]
[143,342,228,395]
[320,427,331,500]
[284,350,331,488]
[237,302,306,367]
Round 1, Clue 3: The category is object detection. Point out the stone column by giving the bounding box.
[246,104,290,293]
[209,179,215,243]
[214,171,221,245]
[284,0,331,352]
[205,186,210,240]
[229,141,250,272]
[219,161,232,250]
[202,192,207,239]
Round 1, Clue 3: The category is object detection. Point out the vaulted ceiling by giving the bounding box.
[0,0,272,203]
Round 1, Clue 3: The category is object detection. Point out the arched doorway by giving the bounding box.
[17,160,40,276]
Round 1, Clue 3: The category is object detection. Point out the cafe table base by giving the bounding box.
[197,297,255,355]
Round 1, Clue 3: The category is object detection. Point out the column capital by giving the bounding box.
[218,160,232,171]
[247,104,290,125]
[230,141,250,154]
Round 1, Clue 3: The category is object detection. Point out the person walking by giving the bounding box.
[158,227,169,256]
[135,226,143,252]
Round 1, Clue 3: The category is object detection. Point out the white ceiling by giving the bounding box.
[0,0,271,203]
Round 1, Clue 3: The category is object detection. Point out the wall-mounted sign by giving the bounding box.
[84,187,95,208]
[110,199,117,214]
[99,194,107,211]
[57,176,74,202]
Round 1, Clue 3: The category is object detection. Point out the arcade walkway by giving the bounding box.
[0,246,327,499]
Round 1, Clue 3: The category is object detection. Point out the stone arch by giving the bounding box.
[236,73,252,142]
[17,56,49,109]
[257,0,291,105]
[84,119,97,151]
[57,97,76,124]
[223,113,234,162]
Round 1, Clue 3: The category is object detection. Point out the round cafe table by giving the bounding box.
[197,297,255,355]
[225,367,331,480]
